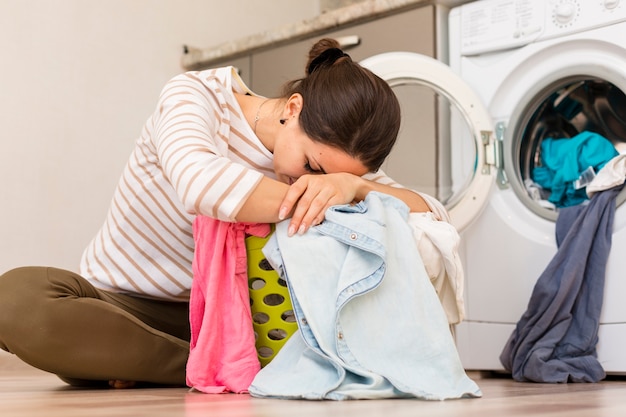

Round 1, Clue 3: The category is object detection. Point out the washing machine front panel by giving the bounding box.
[450,0,626,373]
[360,52,496,232]
[456,25,626,325]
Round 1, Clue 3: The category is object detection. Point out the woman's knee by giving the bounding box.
[0,267,95,354]
[0,266,63,302]
[0,266,97,300]
[0,267,93,330]
[0,267,49,351]
[0,266,47,301]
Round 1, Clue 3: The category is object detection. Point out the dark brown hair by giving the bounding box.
[281,38,401,172]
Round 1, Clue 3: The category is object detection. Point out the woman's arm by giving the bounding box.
[234,176,290,224]
[256,172,442,236]
[352,178,431,213]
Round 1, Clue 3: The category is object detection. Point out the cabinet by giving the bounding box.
[226,56,252,87]
[210,5,440,197]
[251,7,435,96]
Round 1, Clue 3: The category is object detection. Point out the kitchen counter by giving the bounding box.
[181,0,469,70]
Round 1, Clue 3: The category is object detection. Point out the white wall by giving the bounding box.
[0,0,318,273]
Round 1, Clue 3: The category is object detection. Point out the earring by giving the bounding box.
[279,119,286,125]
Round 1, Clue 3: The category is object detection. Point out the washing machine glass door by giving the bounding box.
[361,52,496,232]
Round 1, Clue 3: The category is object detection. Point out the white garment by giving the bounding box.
[408,212,465,324]
[587,154,626,197]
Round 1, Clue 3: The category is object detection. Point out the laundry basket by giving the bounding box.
[246,230,298,367]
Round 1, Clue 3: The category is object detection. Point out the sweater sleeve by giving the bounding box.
[151,71,264,222]
[363,169,450,222]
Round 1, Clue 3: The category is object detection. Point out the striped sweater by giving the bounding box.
[80,67,447,301]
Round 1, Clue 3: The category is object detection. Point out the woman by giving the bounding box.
[0,38,446,388]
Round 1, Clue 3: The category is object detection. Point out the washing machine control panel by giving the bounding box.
[551,1,580,27]
[604,0,622,10]
[458,0,626,56]
[544,0,625,35]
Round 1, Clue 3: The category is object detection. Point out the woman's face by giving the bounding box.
[272,121,368,185]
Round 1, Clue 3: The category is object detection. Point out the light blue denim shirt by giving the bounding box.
[249,192,481,400]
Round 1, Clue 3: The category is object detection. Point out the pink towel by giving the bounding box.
[187,216,270,393]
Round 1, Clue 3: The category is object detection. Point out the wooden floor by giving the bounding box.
[3,352,626,417]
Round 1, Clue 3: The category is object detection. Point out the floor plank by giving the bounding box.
[2,353,626,417]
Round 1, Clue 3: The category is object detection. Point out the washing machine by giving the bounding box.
[361,0,626,374]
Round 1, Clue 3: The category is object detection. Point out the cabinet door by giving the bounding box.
[251,6,439,197]
[252,6,434,96]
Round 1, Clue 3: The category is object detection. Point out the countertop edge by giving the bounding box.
[180,0,433,70]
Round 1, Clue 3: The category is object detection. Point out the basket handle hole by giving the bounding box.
[253,312,270,324]
[281,310,296,323]
[258,346,274,358]
[263,293,284,306]
[249,277,266,290]
[258,259,274,271]
[268,329,288,341]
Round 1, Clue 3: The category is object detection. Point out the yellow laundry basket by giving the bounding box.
[246,230,297,367]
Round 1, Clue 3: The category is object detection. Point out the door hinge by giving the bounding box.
[480,123,508,189]
[495,122,509,189]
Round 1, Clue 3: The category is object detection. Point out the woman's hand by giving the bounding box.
[279,173,362,236]
[235,171,431,231]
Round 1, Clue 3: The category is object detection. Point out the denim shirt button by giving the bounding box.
[349,233,357,240]
[337,331,344,340]
[301,317,308,326]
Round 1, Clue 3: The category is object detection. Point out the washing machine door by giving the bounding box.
[361,52,497,232]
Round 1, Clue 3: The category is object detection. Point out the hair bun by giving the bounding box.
[306,38,350,75]
[307,48,350,75]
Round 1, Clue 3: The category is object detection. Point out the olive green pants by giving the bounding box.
[0,267,190,387]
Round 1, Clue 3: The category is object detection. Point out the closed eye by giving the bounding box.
[304,161,323,174]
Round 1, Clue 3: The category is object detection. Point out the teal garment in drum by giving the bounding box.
[533,131,618,207]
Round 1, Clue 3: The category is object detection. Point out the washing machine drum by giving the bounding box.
[529,80,626,143]
[514,78,626,216]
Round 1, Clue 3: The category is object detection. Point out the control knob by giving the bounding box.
[553,1,577,25]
